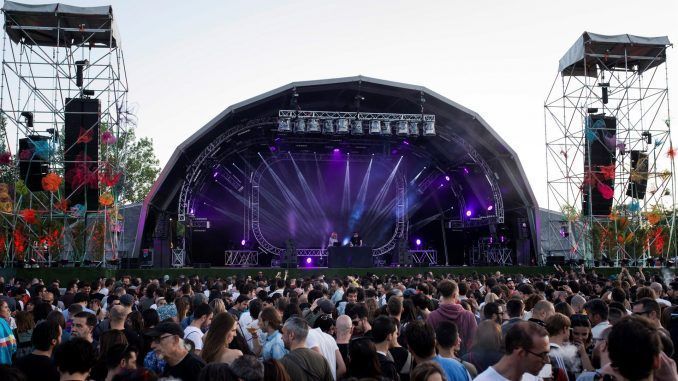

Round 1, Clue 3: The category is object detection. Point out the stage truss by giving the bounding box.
[0,4,130,267]
[544,34,675,265]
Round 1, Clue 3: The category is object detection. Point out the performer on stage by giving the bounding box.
[328,232,339,247]
[349,231,363,247]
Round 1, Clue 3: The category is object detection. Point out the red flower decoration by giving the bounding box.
[0,152,11,165]
[668,147,677,159]
[19,149,32,160]
[41,173,62,193]
[20,208,37,224]
[54,198,69,212]
[77,128,93,144]
[13,229,26,254]
[599,165,615,180]
[597,182,614,200]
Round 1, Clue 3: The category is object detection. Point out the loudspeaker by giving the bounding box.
[516,218,529,239]
[396,239,411,266]
[18,135,50,191]
[582,115,616,216]
[626,150,648,199]
[282,239,297,268]
[65,98,100,210]
[546,255,565,266]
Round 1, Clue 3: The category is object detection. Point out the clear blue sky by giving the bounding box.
[12,0,678,207]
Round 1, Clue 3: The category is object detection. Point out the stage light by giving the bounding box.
[307,118,321,133]
[445,175,450,181]
[241,239,246,246]
[382,121,392,135]
[336,118,349,134]
[396,121,409,136]
[278,118,291,132]
[463,167,469,175]
[423,121,436,136]
[415,239,422,246]
[305,257,312,264]
[465,210,472,217]
[269,146,277,152]
[323,119,334,134]
[333,148,340,153]
[213,171,219,178]
[369,120,381,135]
[295,119,306,133]
[352,120,364,135]
[408,122,419,136]
[487,205,494,211]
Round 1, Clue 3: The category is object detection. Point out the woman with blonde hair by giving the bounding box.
[201,312,242,364]
[209,298,226,315]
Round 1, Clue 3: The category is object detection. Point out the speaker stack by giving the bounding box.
[582,115,616,216]
[64,98,100,210]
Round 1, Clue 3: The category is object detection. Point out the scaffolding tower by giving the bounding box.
[0,2,129,267]
[545,32,675,266]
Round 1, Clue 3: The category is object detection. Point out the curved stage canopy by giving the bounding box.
[136,76,539,267]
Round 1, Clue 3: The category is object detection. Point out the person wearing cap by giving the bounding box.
[148,321,205,381]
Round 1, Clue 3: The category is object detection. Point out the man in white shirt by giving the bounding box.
[183,304,212,355]
[306,315,345,380]
[584,299,611,344]
[650,282,672,307]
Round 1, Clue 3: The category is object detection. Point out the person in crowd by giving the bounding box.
[71,311,97,348]
[230,354,264,381]
[570,314,593,354]
[201,312,242,364]
[502,299,524,337]
[197,363,236,381]
[239,298,261,352]
[345,336,383,379]
[251,306,286,360]
[583,299,610,345]
[474,321,550,381]
[461,320,503,373]
[545,312,593,380]
[104,343,138,381]
[184,303,212,356]
[306,313,345,380]
[435,320,477,378]
[482,302,504,325]
[14,320,61,381]
[156,288,178,322]
[529,300,555,326]
[228,295,250,320]
[53,338,96,381]
[426,280,477,355]
[262,358,291,381]
[410,361,447,381]
[279,317,332,381]
[0,299,16,364]
[109,305,142,351]
[12,311,34,360]
[335,314,352,366]
[371,315,400,380]
[148,321,205,381]
[405,320,471,381]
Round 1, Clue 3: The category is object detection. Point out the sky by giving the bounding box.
[13,0,677,207]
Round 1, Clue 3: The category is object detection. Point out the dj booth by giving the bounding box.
[327,246,373,268]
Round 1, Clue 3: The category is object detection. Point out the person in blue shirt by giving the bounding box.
[404,320,471,381]
[252,306,287,360]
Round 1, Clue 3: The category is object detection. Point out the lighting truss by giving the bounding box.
[278,110,436,136]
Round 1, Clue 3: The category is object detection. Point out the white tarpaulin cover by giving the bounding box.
[559,32,670,77]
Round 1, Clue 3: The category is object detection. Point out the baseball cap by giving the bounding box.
[119,294,135,307]
[145,321,184,338]
[317,299,334,314]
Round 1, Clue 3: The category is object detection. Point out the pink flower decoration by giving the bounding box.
[597,182,614,200]
[19,149,32,160]
[0,152,11,165]
[101,131,117,145]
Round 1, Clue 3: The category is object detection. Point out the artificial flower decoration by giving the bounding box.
[667,147,677,159]
[19,149,32,160]
[628,200,641,213]
[0,152,11,165]
[101,130,117,145]
[99,167,122,187]
[20,208,37,224]
[99,192,114,207]
[599,164,615,180]
[13,229,26,254]
[32,140,52,160]
[14,180,29,196]
[54,198,69,212]
[646,212,661,226]
[41,172,62,193]
[659,170,672,181]
[596,182,614,200]
[77,128,93,144]
[70,204,86,217]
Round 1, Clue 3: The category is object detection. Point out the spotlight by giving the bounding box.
[333,148,340,153]
[487,205,493,211]
[369,120,381,135]
[351,120,364,135]
[307,118,321,133]
[213,171,219,178]
[336,118,349,134]
[305,257,312,264]
[415,239,422,246]
[278,118,291,132]
[294,119,306,133]
[559,226,569,238]
[463,167,469,175]
[396,121,409,136]
[269,146,277,152]
[445,175,450,182]
[241,239,246,246]
[75,59,88,88]
[408,122,419,136]
[20,111,34,127]
[323,119,334,134]
[423,121,436,136]
[382,121,392,135]
[465,210,472,217]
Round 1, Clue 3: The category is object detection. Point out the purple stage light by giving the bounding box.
[465,210,472,217]
[445,175,450,181]
[403,140,410,145]
[213,172,219,178]
[463,167,469,175]
[487,205,494,211]
[269,146,277,152]
[333,148,340,153]
[305,257,312,264]
[391,149,398,155]
[415,239,422,246]
[241,239,246,246]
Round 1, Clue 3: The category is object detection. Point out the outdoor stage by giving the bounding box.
[137,76,540,270]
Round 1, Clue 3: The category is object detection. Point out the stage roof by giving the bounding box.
[2,1,119,47]
[559,32,670,77]
[135,76,540,257]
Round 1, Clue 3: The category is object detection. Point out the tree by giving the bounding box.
[115,128,161,204]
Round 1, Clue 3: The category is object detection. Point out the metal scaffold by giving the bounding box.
[545,32,675,266]
[0,2,129,267]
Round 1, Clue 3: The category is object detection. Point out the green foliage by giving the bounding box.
[118,131,160,204]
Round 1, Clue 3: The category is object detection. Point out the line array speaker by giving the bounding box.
[64,98,100,210]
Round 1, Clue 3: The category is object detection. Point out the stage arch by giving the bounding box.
[136,76,539,267]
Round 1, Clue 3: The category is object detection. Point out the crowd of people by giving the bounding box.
[0,265,676,381]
